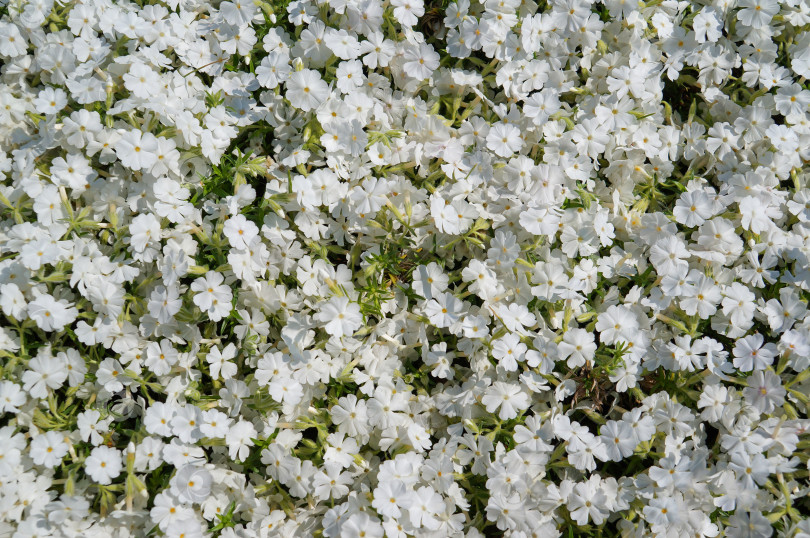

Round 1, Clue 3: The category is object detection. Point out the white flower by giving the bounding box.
[743,370,786,413]
[423,292,465,331]
[405,486,442,530]
[567,478,609,525]
[0,381,26,414]
[123,62,160,99]
[693,7,723,43]
[21,351,67,399]
[85,446,123,485]
[486,123,522,157]
[28,295,77,332]
[314,296,362,338]
[147,285,183,324]
[481,382,529,420]
[403,42,439,80]
[223,214,259,250]
[491,333,526,371]
[286,69,329,111]
[30,431,69,468]
[558,328,597,368]
[115,129,159,171]
[206,343,238,380]
[0,283,26,319]
[0,21,28,57]
[34,87,67,115]
[673,190,714,227]
[595,305,639,345]
[225,420,256,461]
[77,409,111,445]
[170,465,212,504]
[191,271,233,322]
[390,0,424,27]
[129,213,161,253]
[96,358,127,393]
[145,339,179,376]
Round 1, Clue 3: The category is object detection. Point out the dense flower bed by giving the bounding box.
[1,0,810,535]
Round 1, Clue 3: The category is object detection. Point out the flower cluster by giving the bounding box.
[1,0,810,535]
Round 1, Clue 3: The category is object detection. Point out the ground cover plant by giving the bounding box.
[1,0,810,535]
